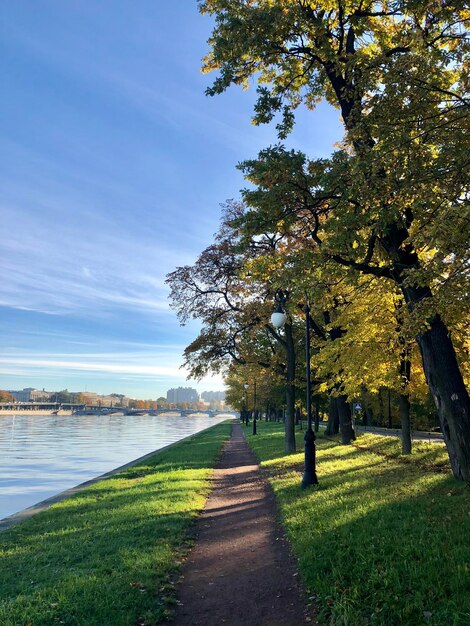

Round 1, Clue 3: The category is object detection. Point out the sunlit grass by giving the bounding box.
[352,431,451,470]
[246,422,470,626]
[0,422,230,626]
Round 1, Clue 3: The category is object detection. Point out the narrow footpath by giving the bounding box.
[170,422,313,626]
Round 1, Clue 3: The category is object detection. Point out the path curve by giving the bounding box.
[170,422,314,625]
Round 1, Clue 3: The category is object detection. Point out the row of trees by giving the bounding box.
[168,1,469,479]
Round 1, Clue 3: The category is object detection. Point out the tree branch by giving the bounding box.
[329,253,394,279]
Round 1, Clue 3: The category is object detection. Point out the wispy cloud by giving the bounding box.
[0,194,192,317]
[1,357,183,377]
[0,349,225,395]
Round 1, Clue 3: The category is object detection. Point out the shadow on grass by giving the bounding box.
[246,423,470,626]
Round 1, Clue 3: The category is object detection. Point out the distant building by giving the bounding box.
[8,388,52,402]
[99,393,130,407]
[201,391,225,402]
[75,392,130,407]
[166,387,199,403]
[6,388,131,406]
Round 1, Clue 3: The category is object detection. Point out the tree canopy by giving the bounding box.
[193,0,470,480]
[165,2,469,477]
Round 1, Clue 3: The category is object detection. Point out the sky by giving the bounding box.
[0,1,343,399]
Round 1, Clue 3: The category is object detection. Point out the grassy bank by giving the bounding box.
[0,422,230,626]
[245,423,470,626]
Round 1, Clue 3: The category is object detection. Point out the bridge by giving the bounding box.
[0,402,80,412]
[0,402,238,418]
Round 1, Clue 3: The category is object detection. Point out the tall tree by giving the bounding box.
[200,0,470,478]
[166,203,302,452]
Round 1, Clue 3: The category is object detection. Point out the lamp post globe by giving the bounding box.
[270,310,287,330]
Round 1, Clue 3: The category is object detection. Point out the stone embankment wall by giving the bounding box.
[0,410,73,416]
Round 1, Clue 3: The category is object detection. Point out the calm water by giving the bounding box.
[0,412,230,520]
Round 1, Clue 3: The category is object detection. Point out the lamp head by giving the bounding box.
[271,302,287,329]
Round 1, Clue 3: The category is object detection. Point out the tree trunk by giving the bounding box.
[383,230,470,480]
[399,393,412,455]
[337,395,356,444]
[399,349,412,455]
[378,389,385,426]
[326,396,339,435]
[387,389,392,429]
[414,312,470,480]
[284,323,296,453]
[360,386,371,427]
[295,407,301,425]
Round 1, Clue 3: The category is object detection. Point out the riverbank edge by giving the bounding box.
[0,419,234,531]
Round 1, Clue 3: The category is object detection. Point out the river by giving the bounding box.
[0,412,231,521]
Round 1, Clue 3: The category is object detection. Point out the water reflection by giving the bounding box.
[0,412,229,520]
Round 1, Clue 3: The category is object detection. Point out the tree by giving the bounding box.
[236,140,468,462]
[312,277,430,453]
[225,361,285,420]
[73,392,89,405]
[54,389,73,403]
[200,0,470,478]
[166,203,306,452]
[0,390,15,402]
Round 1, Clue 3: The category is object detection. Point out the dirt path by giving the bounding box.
[170,422,314,626]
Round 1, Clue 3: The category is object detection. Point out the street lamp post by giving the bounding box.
[271,297,318,488]
[244,382,249,425]
[252,380,257,435]
[302,298,318,487]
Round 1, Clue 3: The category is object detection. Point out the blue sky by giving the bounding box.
[0,1,342,399]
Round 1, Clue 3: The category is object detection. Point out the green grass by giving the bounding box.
[245,422,470,626]
[350,432,451,471]
[0,422,230,626]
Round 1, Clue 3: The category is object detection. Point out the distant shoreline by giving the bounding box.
[0,410,230,416]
